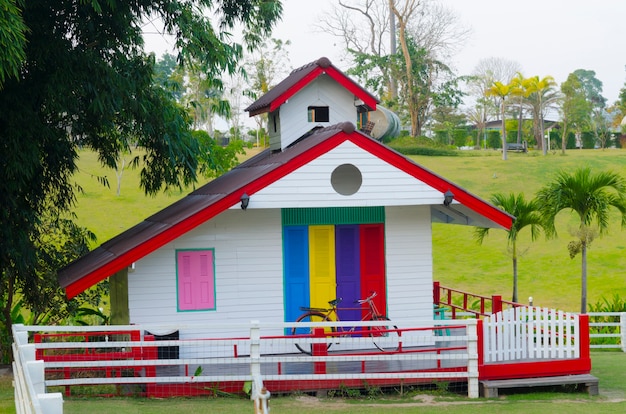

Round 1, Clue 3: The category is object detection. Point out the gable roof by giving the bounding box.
[244,57,379,116]
[58,122,514,299]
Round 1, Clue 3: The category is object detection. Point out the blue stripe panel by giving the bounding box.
[335,225,362,322]
[283,226,310,327]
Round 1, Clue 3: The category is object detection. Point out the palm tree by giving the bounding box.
[475,193,546,303]
[486,81,512,160]
[509,72,530,145]
[525,75,558,155]
[536,167,626,313]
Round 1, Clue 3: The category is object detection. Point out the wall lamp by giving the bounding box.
[240,193,250,210]
[443,190,454,206]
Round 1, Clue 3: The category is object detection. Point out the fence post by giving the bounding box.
[249,320,271,414]
[38,392,63,414]
[466,319,479,398]
[491,295,502,314]
[142,334,157,397]
[621,312,626,353]
[249,321,261,383]
[26,359,46,395]
[578,314,591,370]
[312,327,327,375]
[433,281,440,305]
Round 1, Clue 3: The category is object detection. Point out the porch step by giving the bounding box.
[480,374,599,398]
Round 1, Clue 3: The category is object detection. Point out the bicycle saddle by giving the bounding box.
[328,298,342,307]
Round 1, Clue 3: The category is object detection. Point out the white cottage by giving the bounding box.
[58,57,513,340]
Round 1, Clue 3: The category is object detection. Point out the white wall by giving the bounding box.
[276,76,358,150]
[248,141,444,210]
[385,205,433,323]
[129,205,434,340]
[128,209,284,339]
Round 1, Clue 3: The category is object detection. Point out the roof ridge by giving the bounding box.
[290,56,331,75]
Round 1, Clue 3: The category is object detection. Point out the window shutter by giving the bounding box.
[177,250,215,311]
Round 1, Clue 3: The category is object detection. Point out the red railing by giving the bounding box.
[433,281,525,318]
[34,330,157,396]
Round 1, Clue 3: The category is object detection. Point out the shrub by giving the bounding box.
[581,131,596,149]
[390,145,459,157]
[588,294,626,346]
[487,130,501,149]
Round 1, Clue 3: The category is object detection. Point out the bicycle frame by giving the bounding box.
[301,291,382,325]
[291,291,399,353]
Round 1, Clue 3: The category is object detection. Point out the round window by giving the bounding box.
[331,164,362,196]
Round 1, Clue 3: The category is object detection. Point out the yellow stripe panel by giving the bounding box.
[308,225,336,313]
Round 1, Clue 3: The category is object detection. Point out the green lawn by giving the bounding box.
[71,147,626,312]
[1,352,616,414]
[4,148,626,411]
[3,352,626,413]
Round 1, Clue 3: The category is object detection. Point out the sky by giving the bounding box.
[270,0,626,104]
[144,0,626,107]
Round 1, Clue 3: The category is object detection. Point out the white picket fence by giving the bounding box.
[483,307,580,363]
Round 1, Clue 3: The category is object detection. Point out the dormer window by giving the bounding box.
[307,106,329,122]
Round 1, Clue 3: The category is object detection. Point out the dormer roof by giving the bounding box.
[244,57,379,117]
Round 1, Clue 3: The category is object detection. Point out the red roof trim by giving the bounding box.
[349,138,514,229]
[268,67,323,113]
[265,67,377,114]
[64,134,351,298]
[64,130,512,298]
[323,66,378,109]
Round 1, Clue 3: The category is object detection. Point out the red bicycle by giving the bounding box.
[290,291,399,354]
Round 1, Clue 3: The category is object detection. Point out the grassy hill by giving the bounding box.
[71,148,626,312]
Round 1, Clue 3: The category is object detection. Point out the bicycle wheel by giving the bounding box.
[370,316,400,352]
[291,312,334,355]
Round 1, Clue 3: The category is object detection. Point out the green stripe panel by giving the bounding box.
[282,207,384,226]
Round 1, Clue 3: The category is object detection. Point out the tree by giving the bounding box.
[573,69,607,144]
[184,61,231,135]
[536,168,626,314]
[475,193,546,303]
[465,100,489,149]
[320,0,468,135]
[0,1,282,339]
[0,0,28,88]
[559,73,591,154]
[390,0,434,136]
[485,81,512,160]
[524,75,558,155]
[244,38,292,146]
[0,212,102,363]
[509,72,530,145]
[468,58,522,117]
[616,75,626,132]
[153,53,183,101]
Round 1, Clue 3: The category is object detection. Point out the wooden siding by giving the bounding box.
[277,76,358,150]
[128,206,435,341]
[384,205,433,322]
[268,110,281,151]
[128,209,285,336]
[252,141,443,208]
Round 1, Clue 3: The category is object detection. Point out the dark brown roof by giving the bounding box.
[58,121,513,298]
[244,57,379,116]
[58,123,357,297]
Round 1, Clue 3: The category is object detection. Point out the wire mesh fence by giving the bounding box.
[13,318,480,408]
